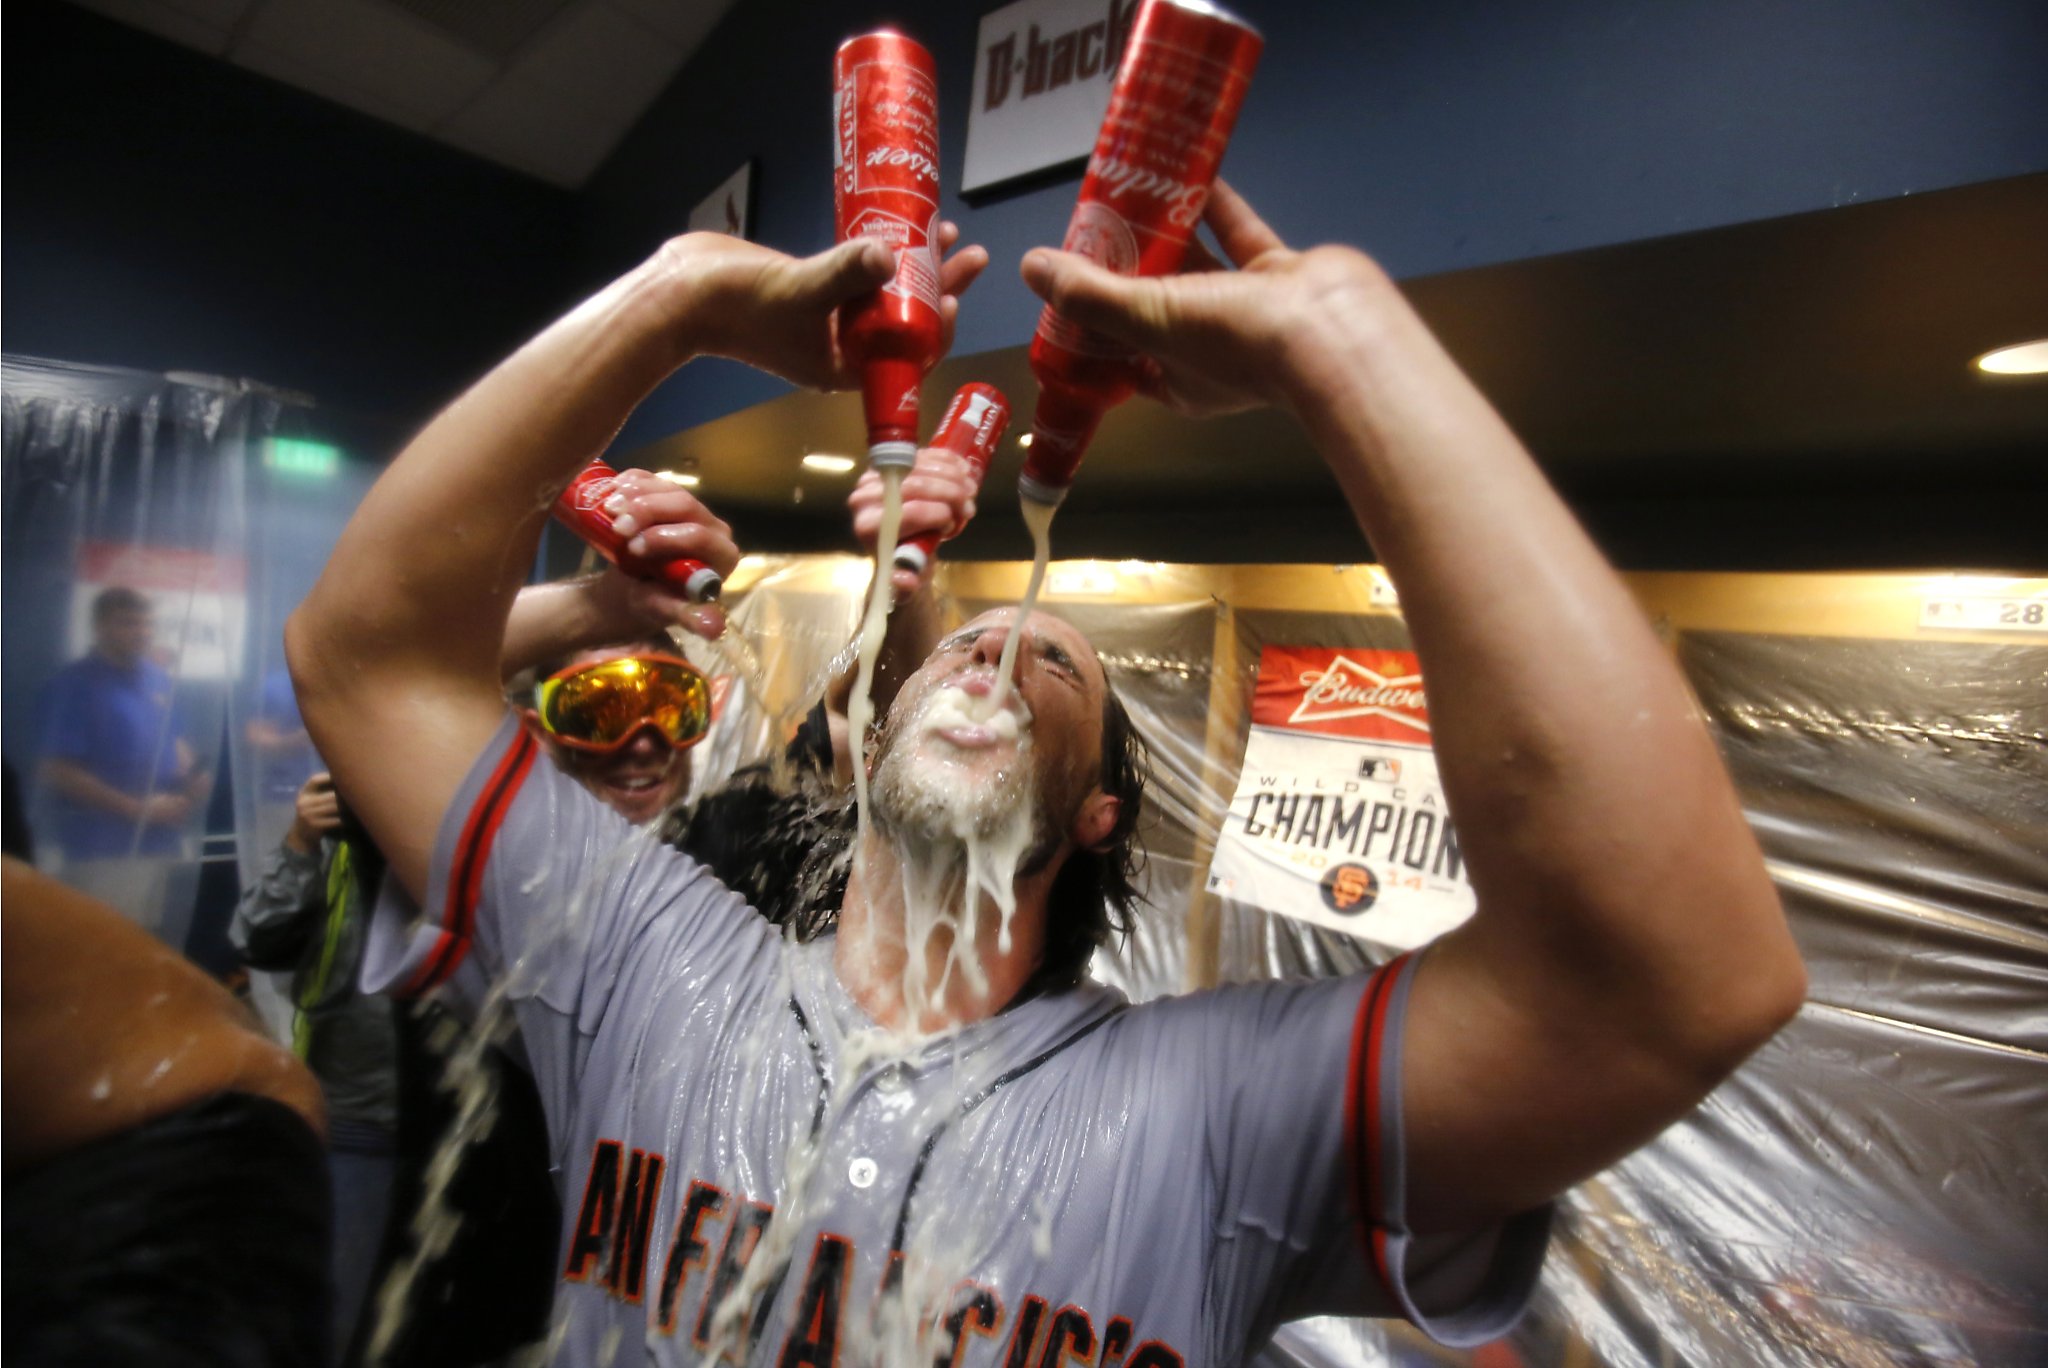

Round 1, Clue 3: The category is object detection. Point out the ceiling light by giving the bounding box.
[802,453,857,474]
[655,469,700,488]
[1017,433,1034,448]
[1974,339,2048,376]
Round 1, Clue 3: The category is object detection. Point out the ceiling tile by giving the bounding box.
[602,0,736,54]
[234,38,439,130]
[440,78,613,186]
[500,2,683,122]
[237,0,496,122]
[378,0,575,62]
[158,0,261,28]
[65,0,236,54]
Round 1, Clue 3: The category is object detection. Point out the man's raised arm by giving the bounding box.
[288,230,985,899]
[1021,183,1805,1234]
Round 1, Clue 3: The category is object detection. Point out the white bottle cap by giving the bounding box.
[892,543,930,575]
[682,566,723,602]
[1016,471,1071,507]
[868,441,917,471]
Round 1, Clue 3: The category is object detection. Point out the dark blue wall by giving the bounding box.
[582,0,2048,450]
[3,0,582,456]
[7,0,2044,457]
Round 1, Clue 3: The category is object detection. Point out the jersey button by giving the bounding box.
[848,1157,879,1189]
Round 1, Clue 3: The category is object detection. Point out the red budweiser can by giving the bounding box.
[893,382,1011,575]
[1023,0,1262,505]
[554,461,722,602]
[834,30,945,472]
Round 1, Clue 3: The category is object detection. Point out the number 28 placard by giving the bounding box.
[1919,591,2048,636]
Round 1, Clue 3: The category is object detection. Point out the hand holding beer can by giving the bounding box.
[1023,0,1262,506]
[555,461,722,603]
[893,382,1012,577]
[833,30,945,473]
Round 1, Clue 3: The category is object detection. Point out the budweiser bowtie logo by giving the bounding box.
[572,475,618,512]
[1252,646,1431,744]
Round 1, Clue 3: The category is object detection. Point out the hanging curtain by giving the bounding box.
[0,355,360,970]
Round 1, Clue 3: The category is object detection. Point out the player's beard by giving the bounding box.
[869,686,1063,877]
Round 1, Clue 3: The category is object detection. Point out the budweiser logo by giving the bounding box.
[863,146,938,184]
[1090,156,1209,228]
[571,475,618,512]
[1289,656,1430,734]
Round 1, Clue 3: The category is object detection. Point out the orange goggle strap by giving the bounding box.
[533,654,711,753]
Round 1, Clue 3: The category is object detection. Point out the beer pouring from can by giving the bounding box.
[833,31,945,473]
[1022,0,1263,506]
[893,382,1011,577]
[555,461,723,603]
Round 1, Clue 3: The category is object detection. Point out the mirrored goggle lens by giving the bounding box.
[537,656,710,750]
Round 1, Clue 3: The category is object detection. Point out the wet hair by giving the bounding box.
[91,586,151,623]
[1034,683,1151,988]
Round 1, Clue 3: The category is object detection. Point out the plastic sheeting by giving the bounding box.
[696,557,2046,1366]
[1,355,370,1005]
[5,357,268,944]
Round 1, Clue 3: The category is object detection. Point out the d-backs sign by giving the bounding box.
[1207,645,1476,948]
[964,0,1139,193]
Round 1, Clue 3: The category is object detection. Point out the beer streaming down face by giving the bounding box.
[989,497,1058,716]
[846,466,908,885]
[844,469,1059,1025]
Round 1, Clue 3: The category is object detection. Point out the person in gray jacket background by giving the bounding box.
[233,769,397,1364]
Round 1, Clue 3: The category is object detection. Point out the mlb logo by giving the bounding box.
[1359,756,1403,783]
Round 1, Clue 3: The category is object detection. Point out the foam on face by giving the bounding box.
[842,675,1040,1029]
[919,685,1021,744]
[699,461,1042,1349]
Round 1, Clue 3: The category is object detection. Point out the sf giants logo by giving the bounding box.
[1319,863,1380,917]
[565,1140,1190,1366]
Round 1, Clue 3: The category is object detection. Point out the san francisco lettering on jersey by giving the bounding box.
[562,1139,1187,1366]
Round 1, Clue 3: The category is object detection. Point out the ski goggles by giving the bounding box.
[531,654,712,754]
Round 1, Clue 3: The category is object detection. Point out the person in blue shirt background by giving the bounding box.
[36,585,208,930]
[244,657,324,863]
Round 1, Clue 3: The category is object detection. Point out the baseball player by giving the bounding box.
[291,195,1803,1363]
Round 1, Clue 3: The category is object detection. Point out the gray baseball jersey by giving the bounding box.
[367,719,1550,1365]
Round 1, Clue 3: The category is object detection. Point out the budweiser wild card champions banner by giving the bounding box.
[1208,646,1476,948]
